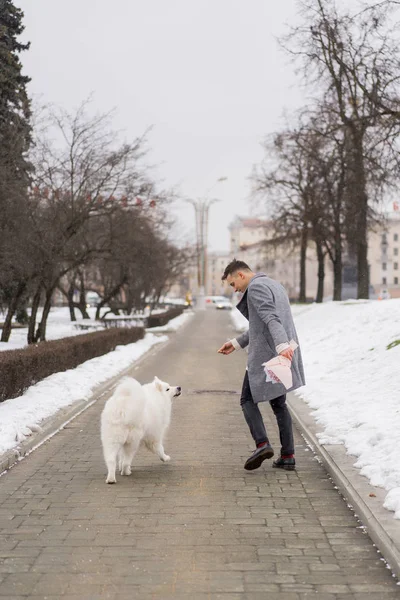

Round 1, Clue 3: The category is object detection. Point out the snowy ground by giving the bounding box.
[0,309,194,458]
[2,300,400,520]
[230,299,400,519]
[0,306,189,352]
[0,306,94,352]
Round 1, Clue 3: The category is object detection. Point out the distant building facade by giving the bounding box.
[369,212,400,298]
[228,216,334,300]
[166,209,400,302]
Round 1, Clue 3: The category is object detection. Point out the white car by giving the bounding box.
[214,298,232,310]
[378,288,391,300]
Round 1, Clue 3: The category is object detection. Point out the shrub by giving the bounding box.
[0,327,144,402]
[147,306,185,328]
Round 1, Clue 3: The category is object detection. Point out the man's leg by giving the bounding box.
[270,394,295,470]
[240,371,268,445]
[240,372,274,470]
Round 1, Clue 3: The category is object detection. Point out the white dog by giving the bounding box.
[100,376,181,484]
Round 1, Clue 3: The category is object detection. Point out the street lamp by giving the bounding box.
[186,177,227,310]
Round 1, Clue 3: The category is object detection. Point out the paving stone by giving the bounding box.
[0,310,398,597]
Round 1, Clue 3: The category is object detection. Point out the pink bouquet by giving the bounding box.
[262,340,298,390]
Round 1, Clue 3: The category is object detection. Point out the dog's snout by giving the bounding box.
[177,386,182,392]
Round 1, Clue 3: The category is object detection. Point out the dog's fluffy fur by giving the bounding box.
[100,376,181,483]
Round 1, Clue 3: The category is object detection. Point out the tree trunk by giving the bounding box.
[333,260,342,302]
[332,228,343,302]
[28,284,42,344]
[0,282,26,342]
[315,240,325,303]
[67,282,76,322]
[357,200,369,299]
[125,288,134,315]
[35,287,53,342]
[333,205,343,301]
[350,128,369,299]
[76,302,90,319]
[298,222,308,303]
[76,272,90,319]
[95,279,126,320]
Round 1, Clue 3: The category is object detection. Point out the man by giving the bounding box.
[218,259,305,471]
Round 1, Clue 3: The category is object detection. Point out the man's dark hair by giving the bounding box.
[222,259,252,281]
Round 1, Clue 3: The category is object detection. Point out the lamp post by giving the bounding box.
[186,177,227,310]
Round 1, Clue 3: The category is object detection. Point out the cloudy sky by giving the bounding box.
[19,0,308,251]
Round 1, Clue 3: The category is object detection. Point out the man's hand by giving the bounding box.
[217,341,235,355]
[280,347,294,361]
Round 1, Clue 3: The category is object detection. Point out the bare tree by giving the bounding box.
[26,101,155,342]
[91,205,190,319]
[253,104,354,302]
[57,269,91,321]
[252,124,321,302]
[282,0,400,298]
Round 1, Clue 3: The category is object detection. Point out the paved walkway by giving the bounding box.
[0,310,399,599]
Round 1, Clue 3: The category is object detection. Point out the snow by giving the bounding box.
[0,306,92,352]
[231,298,400,518]
[0,307,189,351]
[0,308,194,458]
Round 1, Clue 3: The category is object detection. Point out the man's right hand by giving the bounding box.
[279,347,294,361]
[217,341,235,355]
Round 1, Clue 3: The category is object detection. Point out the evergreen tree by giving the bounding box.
[0,0,32,342]
[0,0,32,214]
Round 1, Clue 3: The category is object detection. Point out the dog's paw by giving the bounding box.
[121,467,132,476]
[161,454,171,462]
[106,476,116,484]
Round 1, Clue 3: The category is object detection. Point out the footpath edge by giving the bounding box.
[288,392,400,580]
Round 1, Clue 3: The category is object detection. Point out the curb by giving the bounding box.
[288,393,400,580]
[0,335,171,477]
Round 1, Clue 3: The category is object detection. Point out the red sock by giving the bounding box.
[282,454,294,459]
[257,442,269,449]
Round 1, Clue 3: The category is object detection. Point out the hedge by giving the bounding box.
[0,327,144,403]
[147,306,185,328]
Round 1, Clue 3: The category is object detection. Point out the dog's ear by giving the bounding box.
[153,376,163,392]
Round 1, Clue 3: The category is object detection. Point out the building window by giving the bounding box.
[395,277,399,285]
[382,262,387,270]
[395,233,399,242]
[382,277,387,285]
[395,262,399,270]
[395,248,399,256]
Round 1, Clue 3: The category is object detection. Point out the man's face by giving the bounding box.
[226,271,248,293]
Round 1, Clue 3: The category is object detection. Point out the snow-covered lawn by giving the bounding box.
[231,299,400,518]
[0,306,189,352]
[0,306,94,352]
[0,308,194,458]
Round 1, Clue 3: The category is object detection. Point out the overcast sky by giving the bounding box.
[19,0,308,252]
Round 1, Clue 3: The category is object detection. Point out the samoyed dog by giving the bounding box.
[100,376,182,484]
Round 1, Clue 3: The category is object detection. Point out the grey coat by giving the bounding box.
[235,273,305,403]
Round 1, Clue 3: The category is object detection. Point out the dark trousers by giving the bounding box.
[240,371,295,456]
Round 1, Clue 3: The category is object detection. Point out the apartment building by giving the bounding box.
[169,209,400,302]
[369,211,400,298]
[206,252,231,296]
[228,216,334,300]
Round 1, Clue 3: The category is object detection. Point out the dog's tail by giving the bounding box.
[105,377,146,426]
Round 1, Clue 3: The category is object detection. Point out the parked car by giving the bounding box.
[205,295,232,309]
[86,291,101,307]
[378,288,391,300]
[215,299,232,310]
